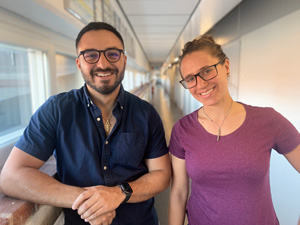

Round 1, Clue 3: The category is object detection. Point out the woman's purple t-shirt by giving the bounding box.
[169,103,300,225]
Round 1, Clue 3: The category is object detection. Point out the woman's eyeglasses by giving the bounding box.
[179,59,224,89]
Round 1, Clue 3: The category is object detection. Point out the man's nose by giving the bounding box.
[96,53,110,68]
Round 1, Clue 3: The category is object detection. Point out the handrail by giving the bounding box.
[0,156,59,225]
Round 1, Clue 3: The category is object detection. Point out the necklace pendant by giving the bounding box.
[104,119,111,136]
[217,128,220,141]
[202,99,233,142]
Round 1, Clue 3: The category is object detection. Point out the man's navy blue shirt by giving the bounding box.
[15,84,168,225]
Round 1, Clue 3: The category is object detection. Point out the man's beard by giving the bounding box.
[84,64,125,95]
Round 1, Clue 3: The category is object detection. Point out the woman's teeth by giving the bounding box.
[201,88,213,96]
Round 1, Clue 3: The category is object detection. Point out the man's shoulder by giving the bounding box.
[48,87,84,105]
[123,90,153,109]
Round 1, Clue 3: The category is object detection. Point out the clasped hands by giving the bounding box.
[72,185,124,225]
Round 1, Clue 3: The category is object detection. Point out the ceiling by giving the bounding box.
[0,0,241,67]
[117,0,200,66]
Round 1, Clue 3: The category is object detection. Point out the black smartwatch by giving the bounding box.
[120,183,133,204]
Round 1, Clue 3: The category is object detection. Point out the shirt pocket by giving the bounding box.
[117,132,145,165]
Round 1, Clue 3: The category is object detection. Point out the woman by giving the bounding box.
[168,35,300,225]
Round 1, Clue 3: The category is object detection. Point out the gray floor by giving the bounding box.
[150,84,184,225]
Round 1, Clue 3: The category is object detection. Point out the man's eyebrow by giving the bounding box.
[80,47,124,51]
[81,48,97,51]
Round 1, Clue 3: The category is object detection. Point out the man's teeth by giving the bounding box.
[201,88,213,96]
[95,72,112,77]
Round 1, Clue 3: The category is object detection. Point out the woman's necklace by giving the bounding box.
[202,100,233,141]
[102,114,113,136]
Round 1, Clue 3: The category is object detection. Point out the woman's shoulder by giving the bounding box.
[239,102,275,115]
[173,109,199,129]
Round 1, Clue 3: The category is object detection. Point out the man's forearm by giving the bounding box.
[127,169,170,203]
[0,167,83,208]
[126,154,171,203]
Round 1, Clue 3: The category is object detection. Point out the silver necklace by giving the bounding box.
[202,100,233,141]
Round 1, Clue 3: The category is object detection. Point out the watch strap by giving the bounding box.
[120,183,132,204]
[122,192,131,204]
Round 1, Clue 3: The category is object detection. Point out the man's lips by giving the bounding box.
[95,71,113,77]
[92,68,117,77]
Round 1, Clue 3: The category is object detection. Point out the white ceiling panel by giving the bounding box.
[128,15,189,26]
[118,0,201,65]
[133,26,183,34]
[118,0,243,66]
[137,33,179,39]
[118,0,199,15]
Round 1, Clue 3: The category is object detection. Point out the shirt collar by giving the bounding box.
[83,84,93,107]
[83,83,125,111]
[116,84,125,111]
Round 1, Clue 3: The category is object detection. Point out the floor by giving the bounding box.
[150,83,183,145]
[149,83,185,225]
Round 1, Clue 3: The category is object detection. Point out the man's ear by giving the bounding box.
[76,58,81,71]
[124,54,127,68]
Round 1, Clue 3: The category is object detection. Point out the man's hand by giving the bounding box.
[88,210,116,225]
[72,185,124,222]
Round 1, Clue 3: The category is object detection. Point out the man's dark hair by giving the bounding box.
[75,22,124,50]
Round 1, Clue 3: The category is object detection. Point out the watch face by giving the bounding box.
[121,183,133,194]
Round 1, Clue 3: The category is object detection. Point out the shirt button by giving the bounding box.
[103,166,107,170]
[97,117,101,121]
[105,141,108,144]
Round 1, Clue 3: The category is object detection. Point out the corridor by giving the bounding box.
[151,83,183,145]
[1,0,300,224]
[149,83,184,225]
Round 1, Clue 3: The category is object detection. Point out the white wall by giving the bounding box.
[222,39,241,101]
[238,10,300,224]
[238,9,300,130]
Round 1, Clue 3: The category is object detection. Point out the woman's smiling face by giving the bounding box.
[180,50,230,106]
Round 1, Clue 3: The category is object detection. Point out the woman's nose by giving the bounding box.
[196,75,208,88]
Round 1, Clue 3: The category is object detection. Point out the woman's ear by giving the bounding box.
[224,58,230,76]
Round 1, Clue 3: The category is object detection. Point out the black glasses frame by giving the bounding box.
[78,48,124,64]
[179,59,225,89]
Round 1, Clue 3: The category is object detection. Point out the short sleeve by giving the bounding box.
[272,109,300,154]
[145,106,168,159]
[169,121,186,159]
[15,97,58,161]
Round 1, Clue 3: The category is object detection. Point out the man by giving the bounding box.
[0,22,171,225]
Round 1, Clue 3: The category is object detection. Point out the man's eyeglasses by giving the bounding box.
[179,59,225,89]
[78,48,124,64]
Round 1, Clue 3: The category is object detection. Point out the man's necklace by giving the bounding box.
[202,100,233,141]
[102,114,113,136]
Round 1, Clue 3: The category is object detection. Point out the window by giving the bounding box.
[0,44,48,146]
[56,53,82,93]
